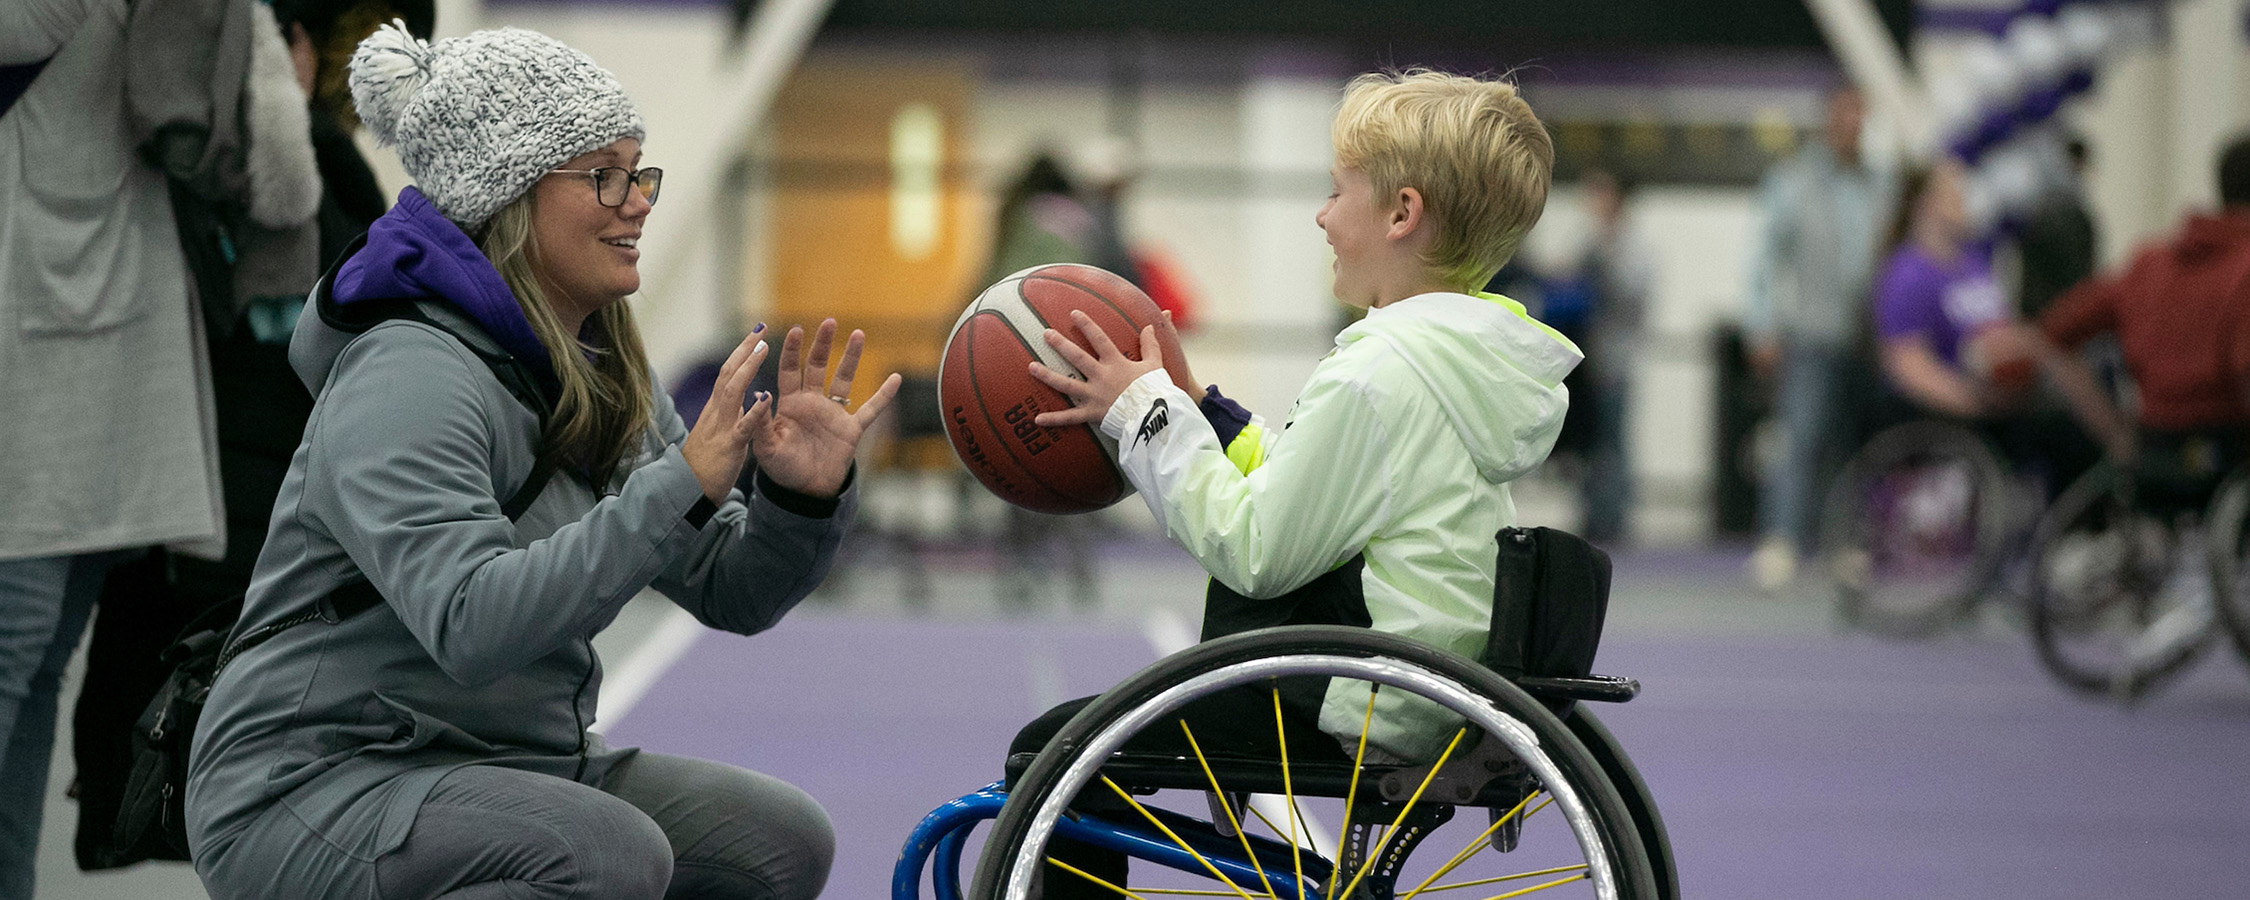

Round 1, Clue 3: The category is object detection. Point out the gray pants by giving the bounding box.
[199,752,832,900]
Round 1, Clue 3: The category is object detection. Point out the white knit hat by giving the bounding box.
[348,22,645,230]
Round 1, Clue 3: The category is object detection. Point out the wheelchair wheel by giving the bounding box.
[1819,420,2012,637]
[2203,471,2250,667]
[970,626,1658,900]
[2028,464,2212,698]
[1564,707,1675,900]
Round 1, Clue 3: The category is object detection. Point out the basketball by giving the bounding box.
[939,263,1181,514]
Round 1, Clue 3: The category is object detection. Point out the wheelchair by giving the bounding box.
[1818,418,2023,636]
[2026,436,2244,699]
[896,528,1675,900]
[2209,470,2250,668]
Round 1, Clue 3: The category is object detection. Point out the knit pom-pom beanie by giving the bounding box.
[348,22,644,230]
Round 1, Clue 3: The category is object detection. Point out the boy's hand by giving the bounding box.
[1029,309,1164,428]
[1156,309,1200,397]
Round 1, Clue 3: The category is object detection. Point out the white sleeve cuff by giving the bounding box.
[1100,369,1183,445]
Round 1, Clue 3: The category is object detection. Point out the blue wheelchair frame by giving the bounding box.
[894,782,1330,900]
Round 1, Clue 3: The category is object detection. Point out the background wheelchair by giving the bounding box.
[2034,425,2250,697]
[1818,418,2026,637]
[895,528,1674,900]
[2209,469,2250,669]
[2026,434,2246,699]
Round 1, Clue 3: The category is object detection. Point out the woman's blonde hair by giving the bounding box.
[1332,69,1554,290]
[478,193,654,488]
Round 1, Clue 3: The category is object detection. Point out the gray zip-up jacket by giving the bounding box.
[185,210,852,867]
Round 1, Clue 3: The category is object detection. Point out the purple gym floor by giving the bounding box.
[604,570,2250,898]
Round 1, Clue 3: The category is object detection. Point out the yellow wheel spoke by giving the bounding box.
[1413,865,1589,894]
[1522,795,1554,821]
[1271,687,1309,900]
[1327,682,1380,897]
[1046,857,1158,900]
[1398,791,1545,898]
[1476,872,1590,900]
[1098,776,1262,900]
[1180,719,1280,900]
[1334,727,1470,900]
[1244,802,1290,843]
[1135,890,1278,897]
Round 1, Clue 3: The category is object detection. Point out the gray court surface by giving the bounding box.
[33,536,2250,898]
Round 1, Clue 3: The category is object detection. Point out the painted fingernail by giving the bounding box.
[754,340,767,355]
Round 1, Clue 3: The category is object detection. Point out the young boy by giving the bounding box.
[1017,68,1576,895]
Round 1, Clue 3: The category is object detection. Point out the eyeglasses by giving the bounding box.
[547,166,664,208]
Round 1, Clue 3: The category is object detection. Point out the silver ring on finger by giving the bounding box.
[830,395,850,405]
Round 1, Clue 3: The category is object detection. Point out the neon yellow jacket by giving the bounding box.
[1100,291,1581,759]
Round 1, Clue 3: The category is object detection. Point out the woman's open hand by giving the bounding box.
[682,326,770,503]
[748,320,902,498]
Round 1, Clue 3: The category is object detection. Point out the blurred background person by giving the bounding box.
[281,0,439,271]
[1,0,249,888]
[980,152,1102,608]
[70,0,432,871]
[1869,160,2106,491]
[1551,168,1653,546]
[2038,134,2250,486]
[2015,134,2099,323]
[1744,85,1894,592]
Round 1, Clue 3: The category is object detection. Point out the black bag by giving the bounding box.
[112,459,555,860]
[108,297,562,863]
[112,579,385,859]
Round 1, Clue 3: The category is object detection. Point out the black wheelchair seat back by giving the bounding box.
[1486,527,1636,711]
[1485,526,1611,681]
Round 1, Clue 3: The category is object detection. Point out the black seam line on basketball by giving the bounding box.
[951,316,1070,510]
[1012,273,1141,493]
[1019,274,1142,360]
[962,309,1098,509]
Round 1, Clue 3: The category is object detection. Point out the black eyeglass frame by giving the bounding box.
[548,166,664,208]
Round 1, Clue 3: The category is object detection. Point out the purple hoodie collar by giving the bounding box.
[334,187,554,377]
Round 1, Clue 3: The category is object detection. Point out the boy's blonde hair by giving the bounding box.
[1332,69,1554,290]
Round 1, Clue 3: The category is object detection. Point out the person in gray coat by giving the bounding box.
[184,23,900,900]
[1,0,232,890]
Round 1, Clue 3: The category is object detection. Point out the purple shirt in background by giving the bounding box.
[1873,243,2008,367]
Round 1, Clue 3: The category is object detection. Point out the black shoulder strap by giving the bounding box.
[210,458,557,677]
[323,295,556,420]
[206,269,575,672]
[0,59,49,120]
[210,376,562,678]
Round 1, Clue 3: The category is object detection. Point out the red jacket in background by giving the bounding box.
[2040,211,2250,430]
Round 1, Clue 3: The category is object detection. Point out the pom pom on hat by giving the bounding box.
[348,19,431,147]
[347,25,645,230]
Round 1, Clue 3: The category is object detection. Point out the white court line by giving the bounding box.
[1140,607,1336,860]
[591,604,706,734]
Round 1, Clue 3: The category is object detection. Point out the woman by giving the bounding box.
[184,24,899,900]
[1872,160,2019,419]
[1871,159,2112,488]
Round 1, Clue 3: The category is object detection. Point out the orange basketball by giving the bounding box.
[939,264,1180,514]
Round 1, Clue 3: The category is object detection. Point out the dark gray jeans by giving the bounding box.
[198,752,832,900]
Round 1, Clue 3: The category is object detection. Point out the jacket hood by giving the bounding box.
[2173,212,2250,266]
[1340,291,1581,484]
[291,187,554,394]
